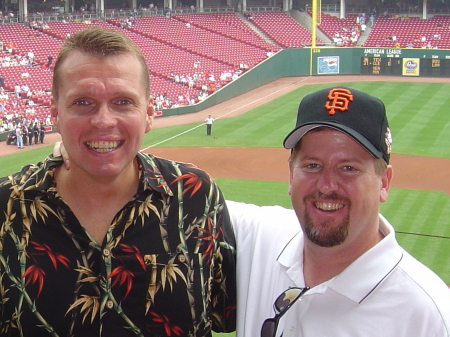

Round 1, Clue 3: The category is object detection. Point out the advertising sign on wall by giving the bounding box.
[317,56,340,74]
[402,58,420,76]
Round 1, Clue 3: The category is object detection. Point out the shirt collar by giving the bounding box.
[18,152,173,197]
[277,214,403,303]
[137,152,173,196]
[277,231,305,286]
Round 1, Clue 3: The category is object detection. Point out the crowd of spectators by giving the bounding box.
[402,34,440,49]
[28,20,50,30]
[119,17,135,29]
[0,53,36,67]
[0,46,52,135]
[167,69,234,87]
[331,13,369,47]
[0,87,51,132]
[155,65,246,109]
[1,118,48,146]
[332,27,362,47]
[0,39,246,114]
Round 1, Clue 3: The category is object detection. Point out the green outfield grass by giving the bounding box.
[1,81,449,335]
[143,81,450,159]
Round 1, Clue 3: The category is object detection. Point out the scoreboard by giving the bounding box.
[360,57,403,75]
[360,55,450,77]
[420,58,450,76]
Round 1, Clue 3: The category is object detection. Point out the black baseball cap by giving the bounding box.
[283,87,392,164]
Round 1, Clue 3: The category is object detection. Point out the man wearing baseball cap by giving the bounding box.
[227,87,450,337]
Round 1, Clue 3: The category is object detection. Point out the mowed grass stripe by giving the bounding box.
[380,188,414,228]
[217,107,289,147]
[382,190,450,237]
[396,234,450,283]
[388,83,450,157]
[216,88,315,147]
[381,189,450,282]
[216,179,291,208]
[404,85,449,151]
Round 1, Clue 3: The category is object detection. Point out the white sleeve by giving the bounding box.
[226,200,299,243]
[225,200,302,337]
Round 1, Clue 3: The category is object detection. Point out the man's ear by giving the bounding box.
[380,165,393,203]
[288,156,294,197]
[50,98,60,133]
[145,101,155,133]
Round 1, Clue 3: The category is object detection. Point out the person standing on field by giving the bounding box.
[15,124,23,148]
[205,114,214,135]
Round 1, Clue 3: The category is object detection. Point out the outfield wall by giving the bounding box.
[160,48,310,117]
[162,47,450,117]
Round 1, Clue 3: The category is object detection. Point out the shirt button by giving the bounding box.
[106,300,114,309]
[289,326,295,332]
[178,254,186,263]
[103,249,111,257]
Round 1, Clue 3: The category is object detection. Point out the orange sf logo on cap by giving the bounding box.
[325,88,353,115]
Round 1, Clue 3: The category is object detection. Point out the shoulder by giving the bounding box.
[141,152,212,182]
[399,250,450,313]
[139,152,220,197]
[226,200,300,246]
[0,165,35,204]
[0,156,61,195]
[372,248,450,334]
[226,200,298,225]
[379,216,450,324]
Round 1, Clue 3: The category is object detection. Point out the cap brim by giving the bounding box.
[283,123,383,160]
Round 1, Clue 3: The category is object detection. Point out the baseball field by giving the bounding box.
[0,77,449,337]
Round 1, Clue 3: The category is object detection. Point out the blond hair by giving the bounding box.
[52,26,150,101]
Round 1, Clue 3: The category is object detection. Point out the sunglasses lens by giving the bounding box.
[261,287,309,337]
[261,318,277,337]
[274,288,303,312]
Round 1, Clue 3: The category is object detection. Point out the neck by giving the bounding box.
[54,159,140,209]
[303,229,384,287]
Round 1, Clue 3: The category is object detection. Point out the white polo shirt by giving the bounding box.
[227,200,450,337]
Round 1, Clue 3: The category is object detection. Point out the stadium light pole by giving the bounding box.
[311,0,317,48]
[310,0,319,75]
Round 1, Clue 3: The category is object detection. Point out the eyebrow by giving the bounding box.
[298,155,366,165]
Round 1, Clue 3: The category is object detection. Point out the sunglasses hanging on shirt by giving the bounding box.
[261,287,310,337]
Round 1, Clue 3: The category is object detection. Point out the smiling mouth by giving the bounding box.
[86,141,123,153]
[314,201,345,211]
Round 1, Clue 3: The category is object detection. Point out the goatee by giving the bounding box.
[303,192,350,247]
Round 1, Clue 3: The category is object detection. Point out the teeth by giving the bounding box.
[86,141,120,152]
[315,202,344,211]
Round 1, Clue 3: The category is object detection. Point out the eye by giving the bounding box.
[301,162,321,172]
[115,99,132,105]
[342,165,357,172]
[74,99,90,106]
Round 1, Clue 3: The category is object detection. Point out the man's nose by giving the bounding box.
[316,168,339,194]
[90,105,117,128]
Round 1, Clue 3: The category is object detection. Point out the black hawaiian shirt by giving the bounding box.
[0,152,236,337]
